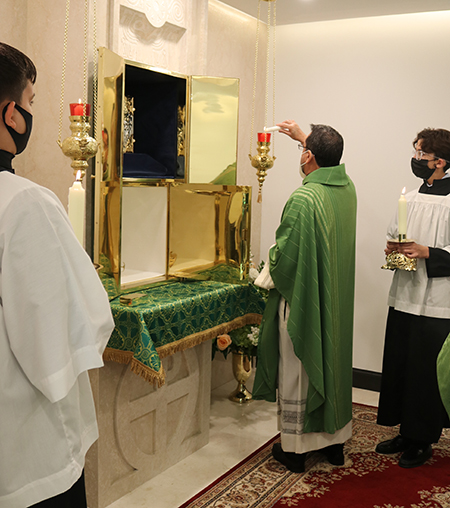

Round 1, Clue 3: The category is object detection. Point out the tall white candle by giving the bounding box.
[68,172,85,246]
[398,187,407,240]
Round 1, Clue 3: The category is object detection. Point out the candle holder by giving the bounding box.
[381,237,417,272]
[58,115,98,180]
[249,133,276,203]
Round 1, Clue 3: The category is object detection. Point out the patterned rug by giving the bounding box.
[178,404,450,508]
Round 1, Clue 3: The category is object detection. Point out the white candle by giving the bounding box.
[68,172,85,246]
[398,187,407,240]
[264,125,281,132]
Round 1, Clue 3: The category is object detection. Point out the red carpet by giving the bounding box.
[178,404,450,508]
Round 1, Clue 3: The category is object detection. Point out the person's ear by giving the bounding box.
[2,102,17,129]
[305,150,313,163]
[436,158,447,170]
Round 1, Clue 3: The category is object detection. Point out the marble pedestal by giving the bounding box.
[85,341,211,508]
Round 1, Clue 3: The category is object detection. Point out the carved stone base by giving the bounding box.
[85,341,211,508]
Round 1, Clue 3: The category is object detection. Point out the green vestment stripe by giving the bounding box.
[437,333,450,420]
[253,164,357,434]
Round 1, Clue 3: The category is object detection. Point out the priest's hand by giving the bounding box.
[277,120,307,144]
[397,241,430,259]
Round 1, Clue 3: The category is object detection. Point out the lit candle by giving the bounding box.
[258,132,271,142]
[398,187,407,241]
[69,100,91,117]
[68,170,85,245]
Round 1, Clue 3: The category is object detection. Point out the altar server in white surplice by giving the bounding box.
[376,128,450,469]
[0,43,114,508]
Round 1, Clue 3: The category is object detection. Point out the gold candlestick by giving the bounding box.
[381,236,417,272]
[58,115,98,180]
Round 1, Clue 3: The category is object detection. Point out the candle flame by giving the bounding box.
[402,187,406,195]
[78,98,82,104]
[76,170,82,181]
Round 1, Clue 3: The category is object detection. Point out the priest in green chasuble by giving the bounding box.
[253,121,357,473]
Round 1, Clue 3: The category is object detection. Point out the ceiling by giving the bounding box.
[218,0,450,25]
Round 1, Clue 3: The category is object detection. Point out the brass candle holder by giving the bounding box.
[249,136,275,203]
[381,236,417,272]
[58,115,98,179]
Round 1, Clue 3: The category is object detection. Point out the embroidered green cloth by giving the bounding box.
[253,164,357,434]
[103,278,265,386]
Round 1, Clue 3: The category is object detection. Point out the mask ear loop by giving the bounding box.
[1,102,12,126]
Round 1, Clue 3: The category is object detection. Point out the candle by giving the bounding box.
[70,100,91,117]
[398,187,407,240]
[264,126,281,133]
[68,171,85,245]
[258,132,271,142]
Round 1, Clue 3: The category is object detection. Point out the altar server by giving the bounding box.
[253,121,357,472]
[0,43,114,507]
[376,128,450,468]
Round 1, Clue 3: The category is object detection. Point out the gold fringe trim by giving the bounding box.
[103,348,134,364]
[103,348,165,387]
[129,358,165,388]
[157,313,263,360]
[103,313,262,386]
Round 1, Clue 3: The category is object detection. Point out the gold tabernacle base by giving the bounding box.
[381,238,417,272]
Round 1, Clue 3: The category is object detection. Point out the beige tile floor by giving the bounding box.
[106,381,379,508]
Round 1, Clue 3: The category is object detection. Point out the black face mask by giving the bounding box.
[2,103,33,155]
[411,157,436,181]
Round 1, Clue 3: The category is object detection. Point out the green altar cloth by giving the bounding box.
[103,279,265,386]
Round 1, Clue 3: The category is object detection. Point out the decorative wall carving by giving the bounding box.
[122,0,186,29]
[113,0,207,74]
[120,6,185,68]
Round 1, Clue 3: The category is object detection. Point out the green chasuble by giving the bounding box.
[253,164,357,434]
[437,333,450,420]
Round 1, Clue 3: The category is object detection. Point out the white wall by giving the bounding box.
[261,10,450,372]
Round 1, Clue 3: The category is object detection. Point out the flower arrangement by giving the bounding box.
[212,324,260,360]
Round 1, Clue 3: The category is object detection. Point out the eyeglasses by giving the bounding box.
[412,149,438,161]
[298,143,314,157]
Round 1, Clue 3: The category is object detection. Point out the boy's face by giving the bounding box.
[13,80,35,134]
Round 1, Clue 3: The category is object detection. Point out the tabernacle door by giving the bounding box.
[168,184,251,283]
[188,77,239,185]
[95,47,124,287]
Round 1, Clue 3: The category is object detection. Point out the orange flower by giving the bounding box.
[217,334,232,350]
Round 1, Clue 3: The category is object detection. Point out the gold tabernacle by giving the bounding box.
[94,48,248,292]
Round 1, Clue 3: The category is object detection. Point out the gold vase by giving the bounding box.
[229,351,252,404]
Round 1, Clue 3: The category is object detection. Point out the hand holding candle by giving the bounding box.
[398,187,407,241]
[68,170,85,246]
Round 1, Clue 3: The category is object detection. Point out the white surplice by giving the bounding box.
[0,172,114,508]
